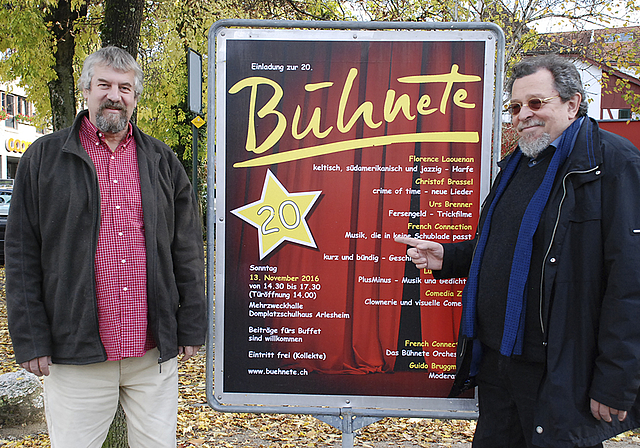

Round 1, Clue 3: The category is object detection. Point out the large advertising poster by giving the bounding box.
[215,28,495,410]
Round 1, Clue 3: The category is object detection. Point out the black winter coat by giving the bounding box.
[6,111,206,366]
[438,118,640,447]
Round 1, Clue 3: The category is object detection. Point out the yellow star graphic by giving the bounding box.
[231,169,321,260]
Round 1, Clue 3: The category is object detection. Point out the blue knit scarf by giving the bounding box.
[462,118,582,356]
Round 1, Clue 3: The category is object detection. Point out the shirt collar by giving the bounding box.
[529,145,555,165]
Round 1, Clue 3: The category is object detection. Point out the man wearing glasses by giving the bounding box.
[397,54,640,447]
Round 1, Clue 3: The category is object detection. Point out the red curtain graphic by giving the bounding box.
[222,37,485,396]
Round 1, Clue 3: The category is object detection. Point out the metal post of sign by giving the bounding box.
[315,410,382,448]
[188,48,203,196]
[191,124,198,195]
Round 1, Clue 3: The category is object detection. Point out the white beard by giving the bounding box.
[517,119,551,158]
[519,132,551,158]
[96,100,129,134]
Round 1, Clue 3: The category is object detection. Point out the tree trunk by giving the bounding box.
[99,1,145,445]
[100,0,145,57]
[102,404,128,448]
[44,0,87,131]
[100,0,145,128]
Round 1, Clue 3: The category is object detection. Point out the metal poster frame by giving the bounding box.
[207,19,505,431]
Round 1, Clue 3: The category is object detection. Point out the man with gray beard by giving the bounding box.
[96,99,129,134]
[6,46,206,447]
[397,54,640,447]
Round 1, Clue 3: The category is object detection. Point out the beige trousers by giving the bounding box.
[43,348,178,448]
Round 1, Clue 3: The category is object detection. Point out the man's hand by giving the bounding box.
[590,398,628,422]
[20,356,52,376]
[178,345,201,362]
[394,236,444,271]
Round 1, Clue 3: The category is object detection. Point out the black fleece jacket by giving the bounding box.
[440,118,640,447]
[6,111,206,365]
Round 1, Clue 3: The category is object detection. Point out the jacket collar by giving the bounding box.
[560,117,602,174]
[61,110,92,158]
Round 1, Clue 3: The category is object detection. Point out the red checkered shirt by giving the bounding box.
[80,117,155,360]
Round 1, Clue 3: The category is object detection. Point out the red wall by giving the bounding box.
[599,121,640,150]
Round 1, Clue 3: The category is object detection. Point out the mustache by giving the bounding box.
[99,100,125,111]
[517,118,545,132]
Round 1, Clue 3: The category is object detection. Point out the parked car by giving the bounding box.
[0,186,12,265]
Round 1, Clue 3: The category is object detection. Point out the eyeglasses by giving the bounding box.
[506,96,559,116]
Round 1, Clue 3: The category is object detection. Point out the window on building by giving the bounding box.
[7,157,20,179]
[18,97,32,116]
[5,94,14,115]
[4,94,17,128]
[5,117,17,129]
[604,33,634,43]
[619,109,632,119]
[2,91,35,128]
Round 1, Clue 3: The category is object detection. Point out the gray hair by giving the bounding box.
[78,46,144,98]
[506,54,588,117]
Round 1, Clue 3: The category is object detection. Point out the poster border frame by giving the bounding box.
[206,19,505,420]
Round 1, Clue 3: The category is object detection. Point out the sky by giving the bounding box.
[530,0,640,33]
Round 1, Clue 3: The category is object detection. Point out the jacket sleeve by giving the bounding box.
[5,147,53,364]
[589,141,640,410]
[170,157,207,347]
[432,238,476,280]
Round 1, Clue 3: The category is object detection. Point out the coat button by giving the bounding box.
[536,426,544,434]
[549,257,557,264]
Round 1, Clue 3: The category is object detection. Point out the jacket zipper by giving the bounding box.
[539,165,600,339]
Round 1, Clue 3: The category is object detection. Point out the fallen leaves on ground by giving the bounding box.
[0,288,477,447]
[0,262,637,447]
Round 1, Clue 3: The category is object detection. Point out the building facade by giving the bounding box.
[1,83,47,180]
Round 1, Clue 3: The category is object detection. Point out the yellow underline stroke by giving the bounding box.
[233,131,479,168]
